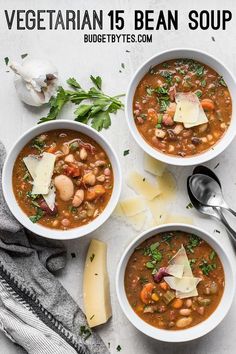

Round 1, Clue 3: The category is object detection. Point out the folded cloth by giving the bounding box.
[0,141,109,354]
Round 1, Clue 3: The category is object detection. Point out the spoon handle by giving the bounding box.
[227,207,236,218]
[216,208,236,242]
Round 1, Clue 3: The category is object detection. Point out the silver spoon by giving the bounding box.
[189,173,236,217]
[187,176,236,241]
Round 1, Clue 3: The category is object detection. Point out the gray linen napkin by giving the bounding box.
[0,141,109,354]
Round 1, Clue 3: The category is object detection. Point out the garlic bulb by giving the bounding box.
[9,58,58,106]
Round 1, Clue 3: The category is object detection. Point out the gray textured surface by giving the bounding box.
[0,0,236,353]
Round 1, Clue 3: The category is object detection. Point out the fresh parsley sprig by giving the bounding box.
[39,76,124,131]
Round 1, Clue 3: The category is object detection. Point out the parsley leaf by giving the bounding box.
[29,208,44,223]
[80,325,92,340]
[123,149,129,156]
[39,76,124,131]
[186,235,200,253]
[21,53,28,59]
[4,57,9,65]
[90,75,102,90]
[199,259,217,276]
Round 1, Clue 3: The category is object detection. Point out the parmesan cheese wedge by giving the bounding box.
[164,276,201,293]
[156,170,176,203]
[174,92,199,124]
[166,264,184,278]
[120,196,146,217]
[169,245,193,277]
[127,171,161,200]
[144,153,166,177]
[127,212,147,231]
[166,245,201,298]
[32,152,56,195]
[83,239,112,328]
[184,104,208,129]
[23,155,56,210]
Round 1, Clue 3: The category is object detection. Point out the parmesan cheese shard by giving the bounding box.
[127,212,147,231]
[146,199,167,225]
[164,276,201,293]
[112,203,125,218]
[23,154,56,210]
[83,239,112,328]
[184,105,208,129]
[127,171,161,200]
[166,245,201,298]
[169,245,193,277]
[144,153,166,177]
[120,196,146,217]
[32,152,56,195]
[166,264,184,278]
[174,92,199,124]
[156,170,177,203]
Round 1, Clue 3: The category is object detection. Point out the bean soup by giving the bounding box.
[13,129,113,230]
[133,59,232,157]
[125,231,224,330]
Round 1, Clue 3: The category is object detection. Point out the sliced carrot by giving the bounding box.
[159,281,168,291]
[140,283,154,304]
[147,108,158,124]
[47,145,57,153]
[172,298,183,309]
[86,185,106,201]
[201,98,215,111]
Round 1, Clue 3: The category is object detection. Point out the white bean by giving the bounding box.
[179,309,191,316]
[83,172,96,186]
[176,317,192,328]
[61,218,70,227]
[72,189,84,207]
[54,175,74,201]
[80,148,87,160]
[65,154,75,163]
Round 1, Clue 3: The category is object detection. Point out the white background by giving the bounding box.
[0,1,236,353]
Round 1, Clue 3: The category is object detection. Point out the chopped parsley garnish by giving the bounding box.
[189,259,196,269]
[80,325,92,340]
[29,208,44,223]
[156,114,163,129]
[186,235,200,253]
[159,99,170,112]
[27,191,40,200]
[121,63,125,69]
[219,76,227,87]
[201,79,207,87]
[186,202,193,209]
[90,75,102,90]
[123,149,130,156]
[69,206,77,214]
[195,90,202,98]
[116,345,122,352]
[195,65,205,77]
[144,242,162,269]
[4,57,9,65]
[209,251,216,260]
[21,53,28,59]
[32,138,46,152]
[199,259,217,276]
[160,70,173,85]
[214,229,220,234]
[90,253,95,262]
[23,171,30,181]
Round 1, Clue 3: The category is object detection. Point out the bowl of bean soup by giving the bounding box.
[116,224,235,342]
[2,120,122,240]
[126,49,236,166]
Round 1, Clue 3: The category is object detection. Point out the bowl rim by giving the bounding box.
[2,120,122,240]
[116,223,236,342]
[125,47,236,166]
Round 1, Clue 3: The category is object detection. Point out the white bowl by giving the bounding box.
[126,48,236,166]
[2,120,122,240]
[116,223,235,342]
